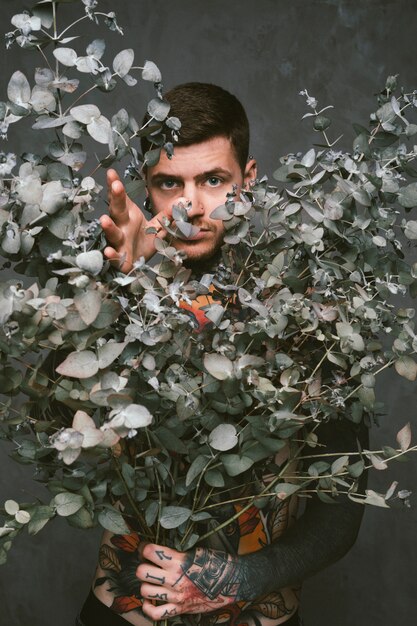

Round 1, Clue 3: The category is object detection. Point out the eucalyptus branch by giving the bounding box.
[113,455,150,534]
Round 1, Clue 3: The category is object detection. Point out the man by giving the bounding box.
[77,83,366,626]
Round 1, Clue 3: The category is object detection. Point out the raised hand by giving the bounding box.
[100,169,167,273]
[137,543,254,621]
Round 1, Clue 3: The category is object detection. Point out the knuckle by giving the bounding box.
[142,542,153,560]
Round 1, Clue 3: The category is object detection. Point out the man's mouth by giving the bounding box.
[186,228,211,241]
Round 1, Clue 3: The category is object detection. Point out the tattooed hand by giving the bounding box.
[137,543,254,620]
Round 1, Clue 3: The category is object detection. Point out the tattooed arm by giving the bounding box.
[137,419,369,620]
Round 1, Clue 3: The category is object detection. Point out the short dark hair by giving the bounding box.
[141,82,250,172]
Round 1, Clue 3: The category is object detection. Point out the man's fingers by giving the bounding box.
[141,543,181,567]
[107,168,121,182]
[100,215,124,247]
[106,169,121,205]
[142,600,180,621]
[137,563,178,587]
[102,245,131,272]
[109,180,130,225]
[140,583,179,604]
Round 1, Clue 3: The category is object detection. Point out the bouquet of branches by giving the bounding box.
[0,0,416,568]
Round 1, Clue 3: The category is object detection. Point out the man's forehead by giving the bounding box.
[147,136,240,178]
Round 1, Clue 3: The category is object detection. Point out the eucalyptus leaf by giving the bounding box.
[221,454,254,477]
[186,455,209,486]
[32,115,73,129]
[70,104,101,124]
[53,48,77,67]
[203,353,234,380]
[144,148,161,167]
[147,98,170,122]
[113,49,134,78]
[67,507,94,529]
[98,507,130,534]
[76,250,104,275]
[2,224,21,255]
[7,71,31,106]
[74,290,102,325]
[142,60,162,83]
[86,39,106,59]
[27,506,55,535]
[97,342,126,369]
[88,115,111,144]
[55,350,99,379]
[274,483,301,499]
[159,506,191,529]
[53,493,85,517]
[395,356,417,381]
[396,422,412,452]
[209,424,238,451]
[30,87,56,113]
[204,469,225,488]
[404,220,417,240]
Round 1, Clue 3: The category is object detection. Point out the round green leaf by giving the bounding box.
[87,115,111,144]
[74,290,102,325]
[395,356,417,381]
[398,184,417,209]
[159,506,191,529]
[53,48,77,67]
[142,60,162,83]
[8,71,31,105]
[53,493,85,517]
[76,250,104,275]
[4,500,19,516]
[15,510,31,525]
[147,98,170,122]
[221,454,254,477]
[209,424,238,451]
[70,104,101,124]
[203,353,233,380]
[404,220,417,240]
[113,49,134,78]
[97,342,126,369]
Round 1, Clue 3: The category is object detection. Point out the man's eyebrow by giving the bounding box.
[149,168,233,185]
[194,168,233,182]
[149,172,182,185]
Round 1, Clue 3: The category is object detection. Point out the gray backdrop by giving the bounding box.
[0,0,416,624]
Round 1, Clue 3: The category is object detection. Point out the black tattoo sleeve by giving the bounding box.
[237,419,369,599]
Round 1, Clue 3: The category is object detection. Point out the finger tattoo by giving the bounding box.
[146,573,166,585]
[155,549,172,561]
[148,592,168,601]
[162,608,177,617]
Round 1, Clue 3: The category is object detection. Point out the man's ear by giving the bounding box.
[243,157,257,190]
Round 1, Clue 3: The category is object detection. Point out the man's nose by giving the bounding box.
[180,186,205,219]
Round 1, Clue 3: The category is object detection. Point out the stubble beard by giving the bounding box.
[175,227,225,269]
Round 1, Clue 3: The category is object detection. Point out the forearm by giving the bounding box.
[238,419,369,599]
[241,494,364,598]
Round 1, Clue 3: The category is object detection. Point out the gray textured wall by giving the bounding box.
[0,0,416,625]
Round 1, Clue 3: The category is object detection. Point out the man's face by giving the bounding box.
[146,136,257,263]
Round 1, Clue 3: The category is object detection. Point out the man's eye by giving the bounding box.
[160,180,178,190]
[206,177,222,187]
